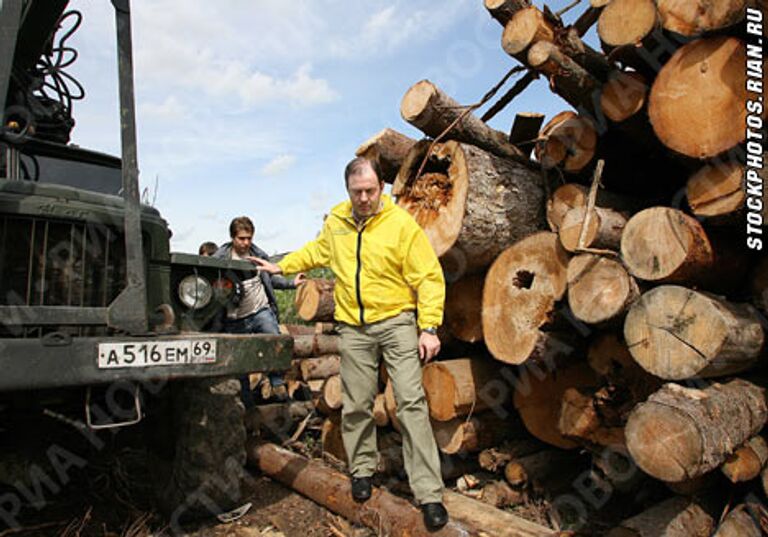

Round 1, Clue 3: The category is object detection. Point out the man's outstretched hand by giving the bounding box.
[419,332,440,363]
[250,257,282,274]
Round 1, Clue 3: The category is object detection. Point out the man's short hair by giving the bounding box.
[229,216,254,238]
[198,241,218,256]
[344,157,383,188]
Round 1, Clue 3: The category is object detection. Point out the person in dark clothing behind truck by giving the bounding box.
[214,216,305,404]
[198,241,218,256]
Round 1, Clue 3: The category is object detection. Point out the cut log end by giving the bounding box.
[567,254,639,325]
[686,161,745,220]
[400,80,437,124]
[657,0,747,36]
[597,0,658,47]
[600,72,648,123]
[501,7,555,56]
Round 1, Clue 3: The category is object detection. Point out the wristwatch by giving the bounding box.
[421,327,438,335]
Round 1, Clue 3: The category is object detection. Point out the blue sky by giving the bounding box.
[66,0,589,254]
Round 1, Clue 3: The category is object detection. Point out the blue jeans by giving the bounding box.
[224,307,284,406]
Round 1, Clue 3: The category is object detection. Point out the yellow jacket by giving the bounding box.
[278,194,445,329]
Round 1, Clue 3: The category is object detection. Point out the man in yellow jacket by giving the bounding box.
[254,157,448,530]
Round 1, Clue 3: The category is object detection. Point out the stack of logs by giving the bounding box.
[251,0,767,533]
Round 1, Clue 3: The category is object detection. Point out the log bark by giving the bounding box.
[400,80,531,166]
[514,362,599,449]
[721,435,768,483]
[535,111,597,173]
[299,354,340,381]
[649,37,749,159]
[355,128,417,185]
[442,491,555,537]
[395,140,545,276]
[478,439,547,472]
[657,0,747,36]
[482,232,570,365]
[502,6,556,57]
[504,449,582,491]
[422,358,503,421]
[620,207,714,284]
[567,254,639,325]
[248,442,480,537]
[295,279,335,323]
[606,496,714,537]
[713,505,763,537]
[484,0,531,26]
[686,160,746,224]
[559,206,628,252]
[625,380,768,482]
[292,334,340,357]
[527,41,601,113]
[624,285,765,380]
[445,273,484,343]
[432,412,510,455]
[600,71,648,123]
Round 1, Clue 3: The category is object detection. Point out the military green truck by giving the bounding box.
[0,0,291,522]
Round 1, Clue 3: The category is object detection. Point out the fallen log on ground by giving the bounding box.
[247,442,553,536]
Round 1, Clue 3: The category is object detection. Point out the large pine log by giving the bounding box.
[567,254,639,325]
[295,279,335,322]
[399,80,531,166]
[484,0,532,26]
[394,140,545,276]
[713,505,763,537]
[657,0,747,36]
[248,442,481,537]
[445,273,484,343]
[624,285,765,380]
[482,232,570,364]
[535,111,597,173]
[355,128,417,185]
[625,380,768,482]
[620,207,714,284]
[432,412,509,454]
[442,491,554,537]
[606,497,714,537]
[292,334,340,357]
[559,206,627,252]
[514,362,599,449]
[721,435,768,483]
[299,354,340,381]
[422,358,503,421]
[597,0,658,49]
[649,37,748,159]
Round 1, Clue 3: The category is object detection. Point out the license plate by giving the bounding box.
[98,339,217,369]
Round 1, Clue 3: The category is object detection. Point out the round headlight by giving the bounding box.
[178,275,213,310]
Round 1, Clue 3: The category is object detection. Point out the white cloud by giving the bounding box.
[139,95,187,121]
[261,154,297,176]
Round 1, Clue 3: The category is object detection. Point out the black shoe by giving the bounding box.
[421,502,448,530]
[351,476,372,502]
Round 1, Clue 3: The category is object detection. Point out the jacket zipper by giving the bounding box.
[355,225,366,324]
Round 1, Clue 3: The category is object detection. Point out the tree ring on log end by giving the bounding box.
[598,0,658,47]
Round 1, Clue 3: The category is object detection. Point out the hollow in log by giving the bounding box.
[649,37,749,159]
[624,285,765,380]
[482,232,570,365]
[355,128,417,185]
[395,140,545,276]
[295,279,335,323]
[399,80,530,166]
[567,254,639,325]
[625,380,768,482]
[606,496,714,537]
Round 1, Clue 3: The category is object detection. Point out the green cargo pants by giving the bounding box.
[337,311,444,504]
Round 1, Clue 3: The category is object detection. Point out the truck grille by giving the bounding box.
[0,216,126,308]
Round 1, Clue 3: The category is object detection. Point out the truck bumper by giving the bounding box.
[0,333,293,391]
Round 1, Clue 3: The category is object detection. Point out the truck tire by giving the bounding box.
[145,377,247,521]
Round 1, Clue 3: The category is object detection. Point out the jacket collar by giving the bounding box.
[332,194,394,226]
